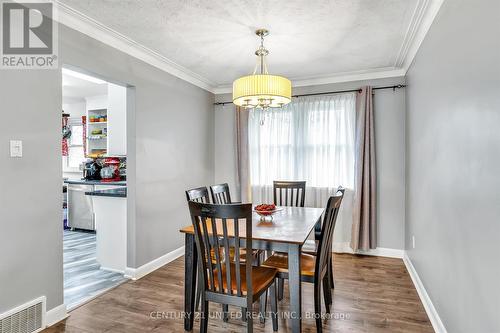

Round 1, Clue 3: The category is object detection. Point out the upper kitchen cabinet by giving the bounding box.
[85,83,127,157]
[107,84,127,156]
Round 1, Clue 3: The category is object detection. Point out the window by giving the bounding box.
[63,120,85,171]
[248,93,356,194]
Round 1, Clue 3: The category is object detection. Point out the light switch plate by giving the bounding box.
[10,140,23,157]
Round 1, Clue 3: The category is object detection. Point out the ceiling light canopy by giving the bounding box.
[233,29,291,109]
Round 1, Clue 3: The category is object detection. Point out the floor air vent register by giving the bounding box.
[0,297,45,333]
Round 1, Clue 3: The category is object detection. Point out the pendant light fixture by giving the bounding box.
[233,29,292,109]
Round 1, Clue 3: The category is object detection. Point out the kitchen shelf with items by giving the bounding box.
[84,84,127,158]
[87,108,108,158]
[88,109,107,123]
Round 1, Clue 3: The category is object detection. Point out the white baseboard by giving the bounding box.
[46,303,68,328]
[125,246,185,280]
[333,242,404,259]
[403,252,447,333]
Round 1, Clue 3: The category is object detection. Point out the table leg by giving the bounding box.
[288,244,302,333]
[184,233,197,331]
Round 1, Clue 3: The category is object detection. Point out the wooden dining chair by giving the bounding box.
[272,180,306,299]
[302,186,345,289]
[262,190,344,333]
[185,186,211,203]
[186,185,260,317]
[210,183,233,204]
[188,201,279,333]
[273,180,306,207]
[185,187,212,313]
[212,182,265,319]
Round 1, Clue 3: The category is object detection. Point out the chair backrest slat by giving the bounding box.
[200,217,216,291]
[210,183,232,204]
[221,218,232,295]
[210,220,224,293]
[186,186,211,203]
[188,201,252,299]
[273,181,306,207]
[234,217,242,296]
[315,187,345,278]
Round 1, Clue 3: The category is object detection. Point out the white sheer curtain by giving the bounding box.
[248,93,356,243]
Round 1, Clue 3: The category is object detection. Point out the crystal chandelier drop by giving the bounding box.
[232,29,292,109]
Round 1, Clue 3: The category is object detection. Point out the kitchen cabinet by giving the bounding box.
[85,83,127,157]
[86,188,127,273]
[66,181,125,231]
[107,83,127,156]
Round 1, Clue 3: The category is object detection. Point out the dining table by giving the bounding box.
[180,206,324,333]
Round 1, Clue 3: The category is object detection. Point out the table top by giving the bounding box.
[180,206,324,245]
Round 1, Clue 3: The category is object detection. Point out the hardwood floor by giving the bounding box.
[44,254,433,333]
[64,230,128,309]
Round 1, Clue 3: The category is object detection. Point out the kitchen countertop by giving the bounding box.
[85,188,127,198]
[64,179,127,186]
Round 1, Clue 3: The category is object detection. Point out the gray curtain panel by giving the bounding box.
[235,106,252,203]
[351,86,377,250]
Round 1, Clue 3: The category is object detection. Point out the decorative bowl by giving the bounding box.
[254,204,282,221]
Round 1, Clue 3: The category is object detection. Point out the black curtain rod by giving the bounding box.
[214,84,406,106]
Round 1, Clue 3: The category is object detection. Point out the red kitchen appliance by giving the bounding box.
[100,157,121,182]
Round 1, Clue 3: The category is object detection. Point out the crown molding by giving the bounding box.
[291,67,406,88]
[396,0,445,71]
[53,0,443,95]
[53,1,216,92]
[212,67,406,95]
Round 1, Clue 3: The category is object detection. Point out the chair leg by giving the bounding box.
[259,290,268,323]
[314,280,322,333]
[246,308,253,333]
[195,279,202,312]
[322,275,332,313]
[270,282,278,332]
[200,299,209,333]
[223,304,229,322]
[277,278,284,300]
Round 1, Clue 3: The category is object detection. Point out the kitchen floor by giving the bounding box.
[64,230,128,310]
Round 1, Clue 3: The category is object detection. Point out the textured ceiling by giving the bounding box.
[59,0,419,87]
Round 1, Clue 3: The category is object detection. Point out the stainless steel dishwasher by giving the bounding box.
[67,184,95,230]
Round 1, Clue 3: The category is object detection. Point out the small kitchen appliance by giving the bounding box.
[100,157,121,182]
[83,159,102,180]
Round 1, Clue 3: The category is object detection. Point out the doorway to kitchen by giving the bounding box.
[62,66,129,310]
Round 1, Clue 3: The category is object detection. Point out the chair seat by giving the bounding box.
[302,239,318,255]
[261,252,317,277]
[209,247,259,263]
[210,263,277,297]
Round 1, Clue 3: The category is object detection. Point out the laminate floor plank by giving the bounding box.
[63,230,128,310]
[45,253,433,333]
